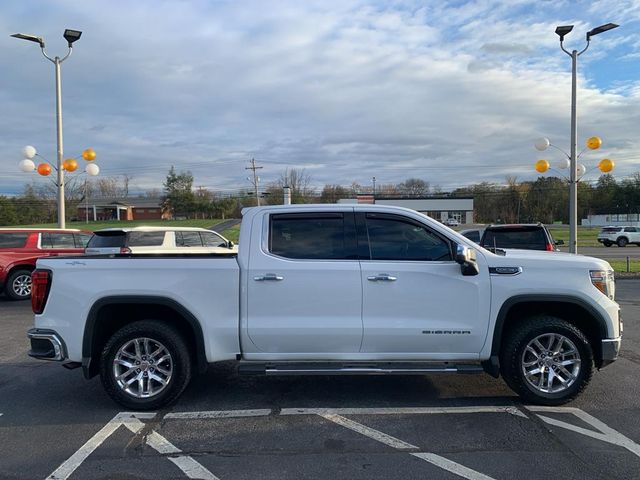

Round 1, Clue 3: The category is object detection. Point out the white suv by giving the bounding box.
[597,226,640,247]
[85,226,236,254]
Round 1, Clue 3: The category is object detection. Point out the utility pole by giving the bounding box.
[245,158,263,206]
[372,176,376,196]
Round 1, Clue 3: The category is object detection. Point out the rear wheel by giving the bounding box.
[500,316,593,405]
[5,269,32,300]
[617,237,628,247]
[100,320,192,410]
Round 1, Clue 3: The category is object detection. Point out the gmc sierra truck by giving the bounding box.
[28,204,622,409]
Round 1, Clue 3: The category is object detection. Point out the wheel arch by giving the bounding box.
[488,295,609,373]
[82,296,208,379]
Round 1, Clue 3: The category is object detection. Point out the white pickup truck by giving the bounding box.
[28,204,622,409]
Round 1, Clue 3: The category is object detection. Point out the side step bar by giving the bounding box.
[238,362,484,376]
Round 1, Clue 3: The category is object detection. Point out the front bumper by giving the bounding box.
[600,337,621,368]
[27,328,67,361]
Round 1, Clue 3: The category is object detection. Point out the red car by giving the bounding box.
[0,228,92,300]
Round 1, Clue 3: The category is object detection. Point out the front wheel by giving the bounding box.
[100,320,192,410]
[500,316,593,405]
[617,237,628,247]
[5,269,32,300]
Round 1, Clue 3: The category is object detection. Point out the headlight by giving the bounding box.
[590,270,615,300]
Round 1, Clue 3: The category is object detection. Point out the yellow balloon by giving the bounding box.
[63,158,78,172]
[586,136,602,150]
[535,159,549,173]
[82,148,96,161]
[598,158,614,173]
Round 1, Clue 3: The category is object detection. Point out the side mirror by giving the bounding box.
[555,239,565,246]
[455,244,479,276]
[228,240,235,249]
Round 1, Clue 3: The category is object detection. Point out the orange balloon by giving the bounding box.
[37,163,52,176]
[598,158,614,173]
[82,148,96,161]
[535,159,549,173]
[63,158,78,172]
[586,136,602,150]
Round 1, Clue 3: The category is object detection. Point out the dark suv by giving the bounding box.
[0,229,91,300]
[479,224,562,251]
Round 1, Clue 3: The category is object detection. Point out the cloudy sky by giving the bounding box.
[1,0,638,197]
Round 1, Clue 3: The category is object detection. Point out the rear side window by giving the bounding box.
[365,215,452,261]
[41,232,76,249]
[482,228,547,250]
[270,213,347,260]
[127,232,165,247]
[462,230,481,243]
[87,232,127,248]
[0,233,29,248]
[602,227,622,233]
[176,232,203,247]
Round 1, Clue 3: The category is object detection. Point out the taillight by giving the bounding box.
[31,269,52,314]
[120,247,131,254]
[546,243,554,251]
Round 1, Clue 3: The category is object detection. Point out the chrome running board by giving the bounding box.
[238,362,483,376]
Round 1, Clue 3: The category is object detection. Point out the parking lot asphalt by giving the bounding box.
[1,281,639,480]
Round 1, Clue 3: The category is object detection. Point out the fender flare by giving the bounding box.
[82,295,208,378]
[482,294,610,377]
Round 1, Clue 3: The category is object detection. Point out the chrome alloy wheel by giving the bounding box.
[113,337,173,399]
[522,333,581,394]
[12,274,32,297]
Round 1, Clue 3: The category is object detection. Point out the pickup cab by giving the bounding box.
[28,205,622,410]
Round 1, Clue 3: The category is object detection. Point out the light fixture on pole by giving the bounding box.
[552,22,619,253]
[12,28,83,228]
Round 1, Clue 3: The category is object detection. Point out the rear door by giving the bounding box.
[245,210,363,356]
[358,212,491,357]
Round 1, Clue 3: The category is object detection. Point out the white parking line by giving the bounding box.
[320,413,418,450]
[165,409,271,420]
[319,412,497,480]
[526,406,640,459]
[46,412,218,480]
[412,453,497,480]
[281,406,527,417]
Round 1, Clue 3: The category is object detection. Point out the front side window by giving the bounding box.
[201,231,227,247]
[0,233,29,248]
[270,213,347,259]
[75,233,93,248]
[365,215,452,261]
[624,227,637,233]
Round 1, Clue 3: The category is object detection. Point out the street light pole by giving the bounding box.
[11,29,82,228]
[555,23,619,253]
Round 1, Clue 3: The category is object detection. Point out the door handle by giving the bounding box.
[367,274,397,282]
[254,273,284,281]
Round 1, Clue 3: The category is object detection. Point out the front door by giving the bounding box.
[358,212,491,358]
[245,211,363,357]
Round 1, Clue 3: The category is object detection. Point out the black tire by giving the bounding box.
[100,320,192,410]
[617,237,628,247]
[4,269,32,301]
[603,241,612,247]
[500,316,593,405]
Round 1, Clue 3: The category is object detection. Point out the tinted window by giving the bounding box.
[127,232,165,247]
[0,233,29,248]
[462,230,481,243]
[41,232,76,248]
[482,228,547,250]
[602,227,622,233]
[201,231,227,247]
[270,213,346,259]
[624,227,637,233]
[176,232,203,247]
[365,215,452,261]
[75,233,92,248]
[87,232,126,248]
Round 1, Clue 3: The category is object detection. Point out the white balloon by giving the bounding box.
[22,145,37,159]
[534,137,550,151]
[577,163,586,177]
[557,158,570,169]
[19,158,35,172]
[85,163,100,176]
